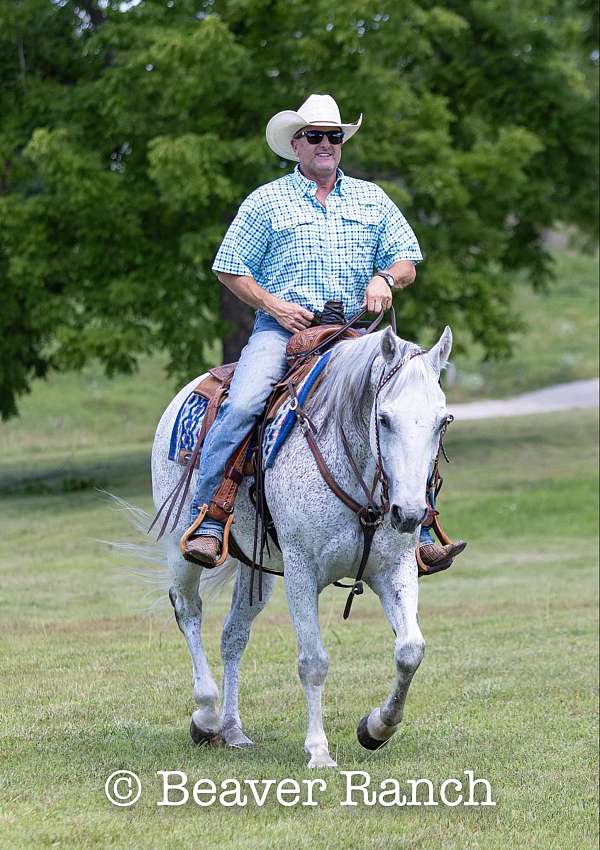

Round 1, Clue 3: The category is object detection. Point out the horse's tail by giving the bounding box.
[98,491,237,606]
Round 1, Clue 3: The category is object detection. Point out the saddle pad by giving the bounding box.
[168,392,209,464]
[168,351,331,469]
[263,350,331,469]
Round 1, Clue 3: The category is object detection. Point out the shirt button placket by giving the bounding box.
[315,200,330,306]
[326,198,339,306]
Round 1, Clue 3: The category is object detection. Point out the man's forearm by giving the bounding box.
[383,260,417,290]
[216,271,278,314]
[215,271,314,332]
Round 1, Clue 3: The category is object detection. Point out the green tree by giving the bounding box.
[0,0,597,418]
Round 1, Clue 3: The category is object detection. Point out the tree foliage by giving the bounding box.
[0,0,597,417]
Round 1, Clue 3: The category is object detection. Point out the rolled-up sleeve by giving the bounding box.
[212,196,271,278]
[374,192,423,269]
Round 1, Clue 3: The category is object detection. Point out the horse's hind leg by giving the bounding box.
[167,540,221,744]
[359,562,425,750]
[220,564,276,747]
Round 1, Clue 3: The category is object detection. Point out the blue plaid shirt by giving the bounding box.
[213,166,422,317]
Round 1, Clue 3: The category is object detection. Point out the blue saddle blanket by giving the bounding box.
[263,351,330,468]
[167,393,209,463]
[168,351,330,469]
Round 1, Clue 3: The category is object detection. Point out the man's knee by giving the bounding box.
[219,396,261,427]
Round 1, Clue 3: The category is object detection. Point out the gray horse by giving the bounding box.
[151,325,453,768]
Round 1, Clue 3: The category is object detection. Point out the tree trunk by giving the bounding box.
[220,284,255,364]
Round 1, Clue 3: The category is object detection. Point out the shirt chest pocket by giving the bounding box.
[340,204,381,257]
[270,210,315,258]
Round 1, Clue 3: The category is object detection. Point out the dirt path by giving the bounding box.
[449,378,599,420]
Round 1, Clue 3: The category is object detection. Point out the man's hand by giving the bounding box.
[363,276,393,314]
[269,297,314,333]
[217,273,314,333]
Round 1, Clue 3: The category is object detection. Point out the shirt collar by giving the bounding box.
[292,165,346,197]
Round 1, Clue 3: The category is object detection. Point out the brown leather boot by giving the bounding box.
[182,535,222,566]
[418,540,467,574]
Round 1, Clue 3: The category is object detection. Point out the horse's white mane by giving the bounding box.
[308,330,435,439]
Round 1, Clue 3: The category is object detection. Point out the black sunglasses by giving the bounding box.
[295,129,345,145]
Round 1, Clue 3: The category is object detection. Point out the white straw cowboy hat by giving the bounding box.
[266,94,362,161]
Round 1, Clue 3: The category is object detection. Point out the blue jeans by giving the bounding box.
[190,312,292,538]
[420,487,436,546]
[190,311,434,545]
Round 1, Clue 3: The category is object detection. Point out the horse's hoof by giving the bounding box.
[221,722,254,748]
[357,714,388,751]
[307,754,338,769]
[190,718,221,746]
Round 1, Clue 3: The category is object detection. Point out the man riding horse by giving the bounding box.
[182,93,466,570]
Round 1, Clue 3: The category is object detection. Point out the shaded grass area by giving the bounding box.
[0,409,597,849]
[0,354,175,467]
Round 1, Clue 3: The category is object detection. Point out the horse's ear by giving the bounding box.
[381,326,399,364]
[428,326,453,373]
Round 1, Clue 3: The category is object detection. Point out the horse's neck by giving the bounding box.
[312,387,378,491]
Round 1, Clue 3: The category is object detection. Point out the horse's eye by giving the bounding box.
[378,413,391,429]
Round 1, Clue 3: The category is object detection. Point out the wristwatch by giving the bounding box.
[375,270,395,289]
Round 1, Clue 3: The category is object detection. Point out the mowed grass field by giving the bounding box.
[0,343,597,850]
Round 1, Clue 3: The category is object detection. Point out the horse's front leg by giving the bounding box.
[359,559,425,750]
[220,564,277,748]
[167,540,221,744]
[284,555,336,769]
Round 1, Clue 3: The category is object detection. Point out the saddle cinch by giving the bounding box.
[151,306,453,580]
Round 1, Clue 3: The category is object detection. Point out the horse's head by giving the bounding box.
[370,326,453,534]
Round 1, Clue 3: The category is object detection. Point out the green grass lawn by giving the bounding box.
[444,248,598,402]
[0,364,597,850]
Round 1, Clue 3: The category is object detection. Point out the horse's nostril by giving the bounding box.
[391,504,402,522]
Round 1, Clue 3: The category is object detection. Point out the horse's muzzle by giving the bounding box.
[391,504,428,534]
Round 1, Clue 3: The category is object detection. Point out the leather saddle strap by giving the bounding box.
[228,532,285,577]
[303,427,363,515]
[342,515,380,620]
[207,430,255,523]
[285,380,362,515]
[149,395,214,540]
[300,421,383,620]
